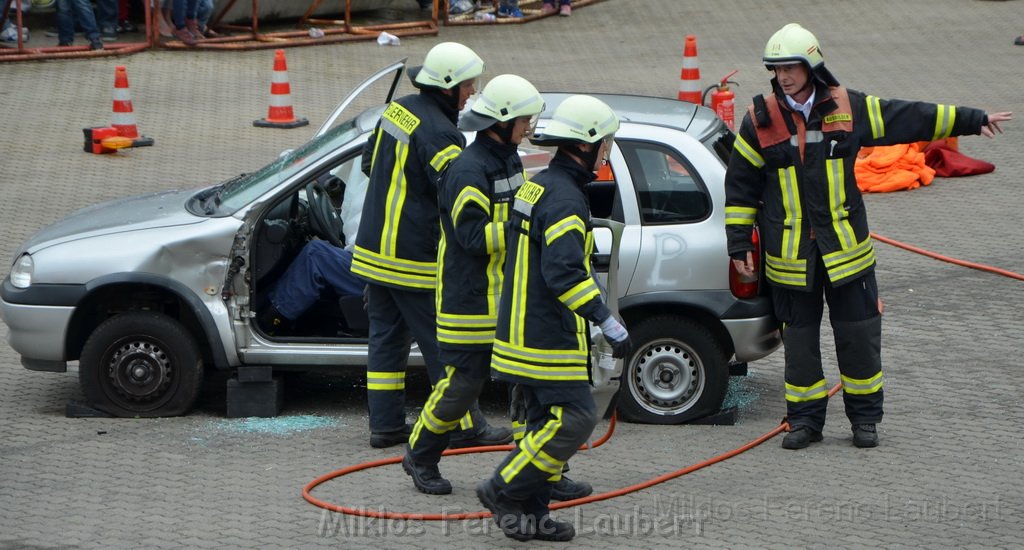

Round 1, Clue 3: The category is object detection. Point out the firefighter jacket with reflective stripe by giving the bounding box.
[352,91,465,291]
[437,133,526,350]
[491,154,613,387]
[725,81,987,289]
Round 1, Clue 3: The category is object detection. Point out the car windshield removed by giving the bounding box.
[198,120,362,215]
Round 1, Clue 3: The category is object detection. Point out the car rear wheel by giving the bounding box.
[79,312,204,417]
[616,315,728,424]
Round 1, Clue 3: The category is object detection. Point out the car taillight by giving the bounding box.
[729,227,760,299]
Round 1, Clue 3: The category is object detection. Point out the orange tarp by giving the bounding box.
[854,143,935,193]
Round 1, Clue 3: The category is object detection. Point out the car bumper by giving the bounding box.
[722,315,781,363]
[1,277,81,371]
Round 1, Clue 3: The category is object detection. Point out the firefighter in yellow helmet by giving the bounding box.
[352,42,511,450]
[725,23,1012,450]
[476,95,631,542]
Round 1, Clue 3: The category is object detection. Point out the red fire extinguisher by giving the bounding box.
[703,70,739,130]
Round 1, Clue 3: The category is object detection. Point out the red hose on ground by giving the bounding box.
[302,388,844,520]
[871,232,1024,281]
[303,234,1024,520]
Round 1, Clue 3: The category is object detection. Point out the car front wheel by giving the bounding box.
[616,315,728,424]
[79,312,204,417]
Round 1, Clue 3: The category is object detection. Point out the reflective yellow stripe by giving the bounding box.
[511,420,526,442]
[766,253,807,287]
[510,229,530,345]
[725,206,757,226]
[841,371,884,395]
[366,371,405,391]
[932,104,956,141]
[417,367,459,435]
[778,166,802,260]
[501,406,563,483]
[785,379,828,402]
[459,412,474,431]
[558,278,601,311]
[866,95,884,140]
[491,340,589,382]
[826,158,856,250]
[382,141,409,256]
[452,186,490,226]
[544,215,585,246]
[351,245,437,288]
[734,134,765,168]
[484,220,505,255]
[437,308,497,338]
[822,236,876,283]
[431,144,461,173]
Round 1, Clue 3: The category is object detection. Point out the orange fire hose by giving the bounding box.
[303,234,1023,520]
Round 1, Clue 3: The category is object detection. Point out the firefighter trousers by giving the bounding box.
[772,267,884,433]
[364,284,488,434]
[486,384,597,512]
[407,348,492,465]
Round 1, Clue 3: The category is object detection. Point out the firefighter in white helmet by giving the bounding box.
[725,23,1012,450]
[402,74,545,495]
[352,42,511,450]
[476,95,631,542]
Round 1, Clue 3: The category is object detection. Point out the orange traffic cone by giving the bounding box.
[254,49,309,129]
[677,35,702,104]
[111,65,154,147]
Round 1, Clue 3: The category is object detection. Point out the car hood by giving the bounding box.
[21,188,205,254]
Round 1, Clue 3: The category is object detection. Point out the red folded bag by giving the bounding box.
[923,141,995,177]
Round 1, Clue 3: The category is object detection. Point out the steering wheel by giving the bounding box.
[305,180,346,248]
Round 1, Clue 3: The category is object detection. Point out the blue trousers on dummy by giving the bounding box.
[268,240,365,321]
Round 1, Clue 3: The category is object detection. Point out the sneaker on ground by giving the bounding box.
[100,26,117,40]
[89,37,104,50]
[448,0,474,14]
[116,21,138,33]
[559,3,571,16]
[540,3,556,14]
[172,26,196,45]
[496,5,523,17]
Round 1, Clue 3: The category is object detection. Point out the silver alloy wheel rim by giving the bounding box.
[628,339,704,416]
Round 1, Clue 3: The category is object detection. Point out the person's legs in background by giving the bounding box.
[55,0,103,49]
[94,0,118,39]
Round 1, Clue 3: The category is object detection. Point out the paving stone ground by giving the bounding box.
[2,1,1022,548]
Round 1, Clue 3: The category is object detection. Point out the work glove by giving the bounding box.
[598,315,632,359]
[508,383,527,425]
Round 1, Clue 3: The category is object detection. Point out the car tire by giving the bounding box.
[79,311,204,417]
[616,315,728,424]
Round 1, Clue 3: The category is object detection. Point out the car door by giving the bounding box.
[228,60,428,368]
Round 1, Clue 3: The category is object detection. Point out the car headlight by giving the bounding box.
[10,254,33,289]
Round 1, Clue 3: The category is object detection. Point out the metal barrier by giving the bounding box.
[0,0,151,61]
[0,0,605,61]
[442,0,605,25]
[168,0,440,51]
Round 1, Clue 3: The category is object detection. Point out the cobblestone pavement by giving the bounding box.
[2,0,1022,548]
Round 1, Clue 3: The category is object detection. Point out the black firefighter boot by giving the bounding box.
[780,324,827,450]
[477,478,535,541]
[402,452,452,495]
[833,316,884,448]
